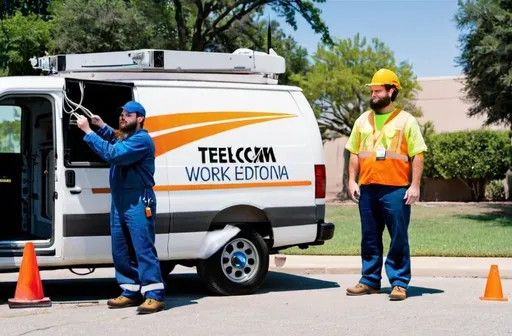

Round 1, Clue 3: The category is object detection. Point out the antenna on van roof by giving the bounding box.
[267,14,272,54]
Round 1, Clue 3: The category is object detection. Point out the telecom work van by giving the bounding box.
[0,48,335,296]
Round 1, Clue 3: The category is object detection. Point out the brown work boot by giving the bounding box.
[389,286,407,301]
[136,298,165,314]
[346,283,380,296]
[107,295,142,309]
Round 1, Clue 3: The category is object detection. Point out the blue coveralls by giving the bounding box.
[83,122,165,302]
[358,184,411,290]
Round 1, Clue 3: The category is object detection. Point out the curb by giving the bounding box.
[268,255,512,279]
[269,266,512,279]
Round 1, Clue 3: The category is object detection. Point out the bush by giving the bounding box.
[485,180,506,201]
[423,130,512,201]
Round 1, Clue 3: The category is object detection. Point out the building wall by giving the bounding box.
[323,76,511,201]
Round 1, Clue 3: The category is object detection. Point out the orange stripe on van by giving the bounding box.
[145,111,295,133]
[151,115,294,157]
[91,180,312,194]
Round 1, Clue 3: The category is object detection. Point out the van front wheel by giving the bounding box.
[196,229,269,296]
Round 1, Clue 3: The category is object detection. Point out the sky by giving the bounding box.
[264,0,464,78]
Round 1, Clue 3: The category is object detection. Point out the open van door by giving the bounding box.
[0,85,64,269]
[59,78,170,264]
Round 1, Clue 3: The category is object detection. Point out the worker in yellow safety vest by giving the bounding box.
[344,69,428,301]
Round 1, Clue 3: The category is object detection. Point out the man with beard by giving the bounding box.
[344,69,427,301]
[76,101,165,314]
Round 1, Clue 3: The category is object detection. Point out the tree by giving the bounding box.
[211,15,310,85]
[0,0,51,20]
[454,0,512,128]
[290,33,422,199]
[47,0,168,54]
[169,0,332,51]
[0,107,21,153]
[0,11,51,76]
[47,0,310,85]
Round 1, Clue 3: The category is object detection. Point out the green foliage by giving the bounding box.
[0,0,51,20]
[290,33,422,140]
[424,129,512,201]
[169,0,332,51]
[0,11,50,76]
[454,0,512,127]
[0,107,21,153]
[485,180,506,201]
[47,0,160,54]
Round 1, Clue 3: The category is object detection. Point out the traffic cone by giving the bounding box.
[8,242,52,308]
[479,264,508,302]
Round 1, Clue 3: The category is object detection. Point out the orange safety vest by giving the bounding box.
[356,109,412,187]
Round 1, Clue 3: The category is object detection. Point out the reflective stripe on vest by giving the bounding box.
[356,109,412,186]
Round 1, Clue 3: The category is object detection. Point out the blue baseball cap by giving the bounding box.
[120,101,146,117]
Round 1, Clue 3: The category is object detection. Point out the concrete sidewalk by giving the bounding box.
[269,255,512,279]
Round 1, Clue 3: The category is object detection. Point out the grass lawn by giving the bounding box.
[282,202,512,257]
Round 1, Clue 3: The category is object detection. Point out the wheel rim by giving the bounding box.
[221,237,259,284]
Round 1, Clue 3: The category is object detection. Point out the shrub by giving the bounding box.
[485,180,506,201]
[423,130,512,201]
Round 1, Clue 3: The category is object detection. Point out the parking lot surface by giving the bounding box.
[0,267,510,336]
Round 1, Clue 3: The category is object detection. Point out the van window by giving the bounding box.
[0,106,22,154]
[62,79,134,167]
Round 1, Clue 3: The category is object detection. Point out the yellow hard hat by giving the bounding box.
[367,69,401,90]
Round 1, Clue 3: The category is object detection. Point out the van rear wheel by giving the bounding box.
[197,228,269,296]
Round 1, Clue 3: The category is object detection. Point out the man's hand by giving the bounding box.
[76,115,92,134]
[348,180,360,203]
[404,185,420,205]
[90,115,105,128]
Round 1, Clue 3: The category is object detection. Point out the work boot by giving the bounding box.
[346,283,380,296]
[389,286,407,301]
[107,295,142,308]
[136,298,165,314]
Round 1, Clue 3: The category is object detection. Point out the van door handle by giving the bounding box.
[70,187,82,194]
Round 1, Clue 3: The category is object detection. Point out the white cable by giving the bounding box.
[62,81,94,123]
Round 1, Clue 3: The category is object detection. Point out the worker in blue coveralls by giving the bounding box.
[76,101,165,314]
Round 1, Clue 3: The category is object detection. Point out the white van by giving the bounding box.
[0,48,335,295]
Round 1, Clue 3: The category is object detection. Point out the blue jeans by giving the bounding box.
[357,184,411,289]
[110,188,165,301]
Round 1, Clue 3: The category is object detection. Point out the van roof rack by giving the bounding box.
[29,48,286,84]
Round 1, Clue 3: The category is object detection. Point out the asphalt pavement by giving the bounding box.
[0,266,510,336]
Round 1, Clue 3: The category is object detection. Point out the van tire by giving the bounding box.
[196,228,269,296]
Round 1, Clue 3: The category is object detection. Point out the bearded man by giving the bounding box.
[344,69,427,301]
[76,101,165,314]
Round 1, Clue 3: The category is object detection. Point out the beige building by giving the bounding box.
[323,75,511,201]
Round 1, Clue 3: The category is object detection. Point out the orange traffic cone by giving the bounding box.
[8,242,52,308]
[479,264,508,302]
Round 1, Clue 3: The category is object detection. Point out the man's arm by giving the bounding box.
[83,131,150,166]
[410,152,424,188]
[95,124,117,143]
[404,117,428,204]
[348,152,359,183]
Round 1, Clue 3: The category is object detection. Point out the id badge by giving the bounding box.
[376,147,386,160]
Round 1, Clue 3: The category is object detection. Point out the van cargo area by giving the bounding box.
[0,79,133,251]
[0,96,55,245]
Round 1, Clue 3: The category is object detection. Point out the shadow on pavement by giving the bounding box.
[0,271,339,307]
[380,285,444,297]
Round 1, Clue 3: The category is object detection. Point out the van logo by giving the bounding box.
[186,145,288,183]
[198,147,276,164]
